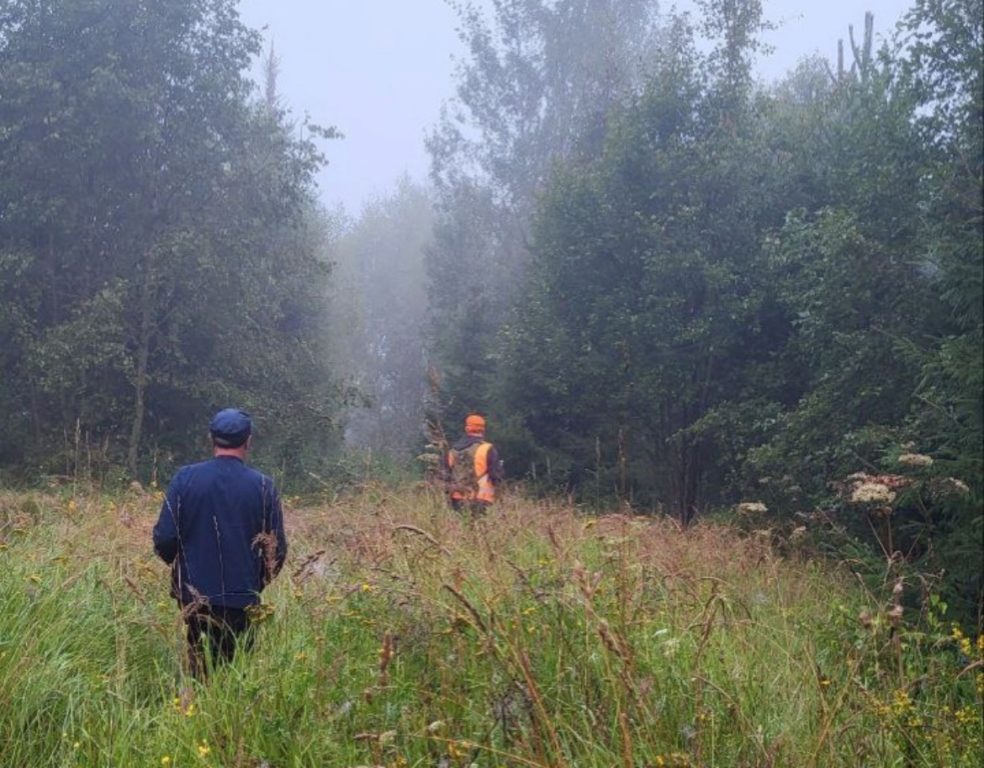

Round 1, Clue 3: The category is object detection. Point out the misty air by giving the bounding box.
[0,1,981,765]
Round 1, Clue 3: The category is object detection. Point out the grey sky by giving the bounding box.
[239,0,914,214]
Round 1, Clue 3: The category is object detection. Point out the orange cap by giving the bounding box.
[464,414,486,435]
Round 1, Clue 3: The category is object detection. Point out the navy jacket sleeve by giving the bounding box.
[152,472,183,564]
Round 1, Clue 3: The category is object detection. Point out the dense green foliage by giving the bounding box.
[425,0,667,432]
[427,0,982,619]
[0,0,342,484]
[1,489,981,766]
[0,0,978,629]
[0,3,978,760]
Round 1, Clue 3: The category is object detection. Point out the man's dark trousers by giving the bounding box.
[184,604,252,678]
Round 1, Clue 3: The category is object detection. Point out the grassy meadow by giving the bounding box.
[0,484,980,767]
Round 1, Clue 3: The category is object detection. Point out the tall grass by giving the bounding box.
[0,485,980,766]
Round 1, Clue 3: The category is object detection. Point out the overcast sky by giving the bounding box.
[239,0,915,215]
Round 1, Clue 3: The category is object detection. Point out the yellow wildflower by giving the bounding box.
[956,706,978,726]
[952,624,973,656]
[892,689,912,715]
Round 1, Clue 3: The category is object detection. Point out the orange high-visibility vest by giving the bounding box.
[448,442,495,503]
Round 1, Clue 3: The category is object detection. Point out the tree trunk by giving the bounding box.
[126,256,154,479]
[126,336,149,479]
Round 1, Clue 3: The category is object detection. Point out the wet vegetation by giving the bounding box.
[0,0,981,764]
[1,487,981,766]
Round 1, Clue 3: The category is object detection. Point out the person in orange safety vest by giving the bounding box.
[444,413,504,515]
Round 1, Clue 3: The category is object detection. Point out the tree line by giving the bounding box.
[424,0,982,617]
[0,1,980,616]
[0,0,345,483]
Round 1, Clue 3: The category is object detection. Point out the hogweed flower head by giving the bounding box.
[850,482,896,505]
[736,502,768,515]
[898,452,933,468]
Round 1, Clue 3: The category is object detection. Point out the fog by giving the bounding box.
[1,3,980,758]
[241,0,915,213]
[0,0,977,532]
[241,0,917,462]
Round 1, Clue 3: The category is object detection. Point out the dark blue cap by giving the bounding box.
[209,408,252,448]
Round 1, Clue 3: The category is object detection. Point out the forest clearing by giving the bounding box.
[1,0,981,764]
[1,484,980,767]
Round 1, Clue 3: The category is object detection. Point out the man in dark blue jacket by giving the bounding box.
[153,408,287,678]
